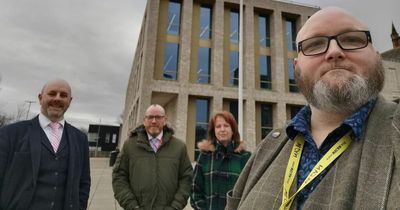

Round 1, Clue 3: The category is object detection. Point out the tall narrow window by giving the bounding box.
[259,15,270,47]
[286,18,297,51]
[197,47,211,84]
[195,99,209,159]
[256,12,272,90]
[199,5,212,39]
[288,58,298,92]
[260,55,271,89]
[261,104,273,139]
[163,43,179,80]
[230,51,239,86]
[230,10,239,43]
[167,1,182,35]
[290,105,303,119]
[229,101,238,122]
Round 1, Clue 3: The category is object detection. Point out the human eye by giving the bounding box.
[60,92,69,98]
[339,31,367,48]
[48,91,57,96]
[301,37,327,54]
[145,115,154,120]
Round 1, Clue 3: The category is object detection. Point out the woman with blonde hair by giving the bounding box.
[191,111,251,210]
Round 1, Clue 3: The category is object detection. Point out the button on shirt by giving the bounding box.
[286,99,376,210]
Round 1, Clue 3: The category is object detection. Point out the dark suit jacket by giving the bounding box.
[0,116,91,210]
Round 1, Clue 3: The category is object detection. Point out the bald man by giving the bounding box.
[112,104,192,210]
[0,79,90,210]
[225,7,400,210]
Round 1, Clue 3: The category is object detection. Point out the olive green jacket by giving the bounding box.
[112,125,193,210]
[226,96,400,210]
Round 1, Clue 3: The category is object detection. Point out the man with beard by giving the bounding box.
[112,104,192,210]
[0,79,90,209]
[225,7,400,210]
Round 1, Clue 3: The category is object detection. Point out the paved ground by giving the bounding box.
[88,158,123,210]
[88,158,193,210]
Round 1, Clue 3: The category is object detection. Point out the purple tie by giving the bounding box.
[150,138,161,152]
[49,122,61,152]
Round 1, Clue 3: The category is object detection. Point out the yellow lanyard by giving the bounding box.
[280,132,353,210]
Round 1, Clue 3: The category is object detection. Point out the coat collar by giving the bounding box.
[131,125,174,151]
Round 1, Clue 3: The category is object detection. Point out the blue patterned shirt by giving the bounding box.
[286,99,376,210]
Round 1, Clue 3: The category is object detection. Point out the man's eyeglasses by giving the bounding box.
[298,30,372,56]
[144,115,165,121]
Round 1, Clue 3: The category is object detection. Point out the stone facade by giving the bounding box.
[120,0,400,161]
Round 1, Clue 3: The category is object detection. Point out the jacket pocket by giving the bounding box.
[225,190,241,210]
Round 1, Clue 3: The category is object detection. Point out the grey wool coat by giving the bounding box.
[226,96,400,210]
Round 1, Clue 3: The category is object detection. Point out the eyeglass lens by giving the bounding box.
[145,115,164,120]
[300,31,369,56]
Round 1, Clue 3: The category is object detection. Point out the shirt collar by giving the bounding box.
[38,113,65,129]
[286,99,377,141]
[147,131,163,141]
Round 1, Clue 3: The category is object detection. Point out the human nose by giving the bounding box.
[52,93,62,100]
[324,39,345,61]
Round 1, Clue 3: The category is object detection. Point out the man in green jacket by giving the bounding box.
[112,104,193,210]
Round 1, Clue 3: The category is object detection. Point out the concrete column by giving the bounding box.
[245,99,257,151]
[178,0,193,84]
[275,101,287,129]
[212,0,224,88]
[175,92,189,142]
[272,10,286,93]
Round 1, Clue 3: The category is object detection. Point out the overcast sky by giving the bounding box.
[0,0,399,129]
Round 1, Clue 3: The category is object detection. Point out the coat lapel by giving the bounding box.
[29,117,42,185]
[354,97,396,209]
[66,123,78,183]
[62,122,78,206]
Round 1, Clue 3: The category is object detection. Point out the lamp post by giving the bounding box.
[238,0,244,138]
[95,119,101,157]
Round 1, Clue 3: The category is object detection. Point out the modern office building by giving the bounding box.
[120,0,318,161]
[120,0,400,161]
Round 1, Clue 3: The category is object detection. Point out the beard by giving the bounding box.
[296,59,385,113]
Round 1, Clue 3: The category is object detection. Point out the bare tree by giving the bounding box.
[0,103,31,127]
[0,112,12,127]
[13,103,28,121]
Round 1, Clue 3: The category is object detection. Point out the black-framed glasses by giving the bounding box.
[144,115,165,121]
[298,30,372,56]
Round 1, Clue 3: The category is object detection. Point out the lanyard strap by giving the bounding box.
[280,132,353,210]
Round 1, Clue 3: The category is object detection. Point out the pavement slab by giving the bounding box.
[88,158,192,210]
